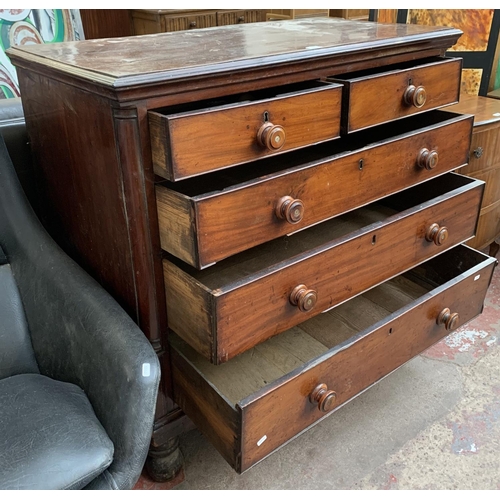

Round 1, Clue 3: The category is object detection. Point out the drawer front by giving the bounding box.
[462,165,500,209]
[239,249,495,471]
[164,175,484,363]
[170,246,496,472]
[156,113,473,268]
[461,123,500,176]
[333,58,461,132]
[149,83,342,181]
[466,200,500,250]
[163,13,217,32]
[217,10,266,25]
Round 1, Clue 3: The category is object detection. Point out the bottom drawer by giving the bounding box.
[170,245,496,472]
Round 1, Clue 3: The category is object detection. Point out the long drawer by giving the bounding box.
[156,111,473,268]
[170,245,497,472]
[329,57,462,133]
[149,80,342,181]
[164,173,484,363]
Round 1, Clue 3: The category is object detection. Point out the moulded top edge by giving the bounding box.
[6,18,462,90]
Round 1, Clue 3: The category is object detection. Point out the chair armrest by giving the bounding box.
[0,137,160,490]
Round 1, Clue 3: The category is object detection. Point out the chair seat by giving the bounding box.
[0,374,114,490]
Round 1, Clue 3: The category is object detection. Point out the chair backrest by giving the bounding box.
[0,244,39,380]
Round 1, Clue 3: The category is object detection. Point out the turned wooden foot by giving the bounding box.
[146,436,184,483]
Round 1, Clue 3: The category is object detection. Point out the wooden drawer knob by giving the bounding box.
[276,196,304,224]
[290,284,317,312]
[437,308,460,331]
[404,84,427,108]
[426,223,448,246]
[189,21,197,28]
[309,383,337,413]
[417,148,439,170]
[257,122,286,151]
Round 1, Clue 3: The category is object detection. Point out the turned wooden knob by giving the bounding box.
[417,148,439,170]
[309,383,337,413]
[238,16,245,22]
[437,308,460,331]
[404,84,427,108]
[257,122,286,151]
[276,196,304,224]
[425,223,448,246]
[290,284,317,312]
[189,21,197,28]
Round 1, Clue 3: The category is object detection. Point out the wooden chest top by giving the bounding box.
[7,18,461,90]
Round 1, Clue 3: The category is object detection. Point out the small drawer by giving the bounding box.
[329,57,462,133]
[164,173,484,363]
[157,111,473,268]
[149,81,342,181]
[461,125,500,177]
[170,245,496,472]
[466,200,500,250]
[216,10,265,25]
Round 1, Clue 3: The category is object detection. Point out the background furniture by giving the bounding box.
[446,95,500,256]
[8,18,496,480]
[0,110,160,488]
[131,9,266,35]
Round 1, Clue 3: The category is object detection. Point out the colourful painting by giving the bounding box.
[0,9,84,99]
[407,9,494,52]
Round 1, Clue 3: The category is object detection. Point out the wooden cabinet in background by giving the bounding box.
[446,95,500,255]
[131,9,266,35]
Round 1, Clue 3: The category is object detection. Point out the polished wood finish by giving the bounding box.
[446,95,500,251]
[7,19,462,99]
[10,19,482,479]
[149,81,342,180]
[156,112,473,268]
[330,57,462,132]
[170,246,496,472]
[164,174,483,363]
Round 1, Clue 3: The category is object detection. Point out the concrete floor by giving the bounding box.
[137,259,500,490]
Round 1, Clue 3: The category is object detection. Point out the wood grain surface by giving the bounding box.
[164,174,484,363]
[169,246,496,472]
[156,111,472,268]
[149,81,342,180]
[331,57,462,132]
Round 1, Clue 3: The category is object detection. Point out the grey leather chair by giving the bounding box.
[0,99,160,490]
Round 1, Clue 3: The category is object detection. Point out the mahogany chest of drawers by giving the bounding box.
[8,18,496,477]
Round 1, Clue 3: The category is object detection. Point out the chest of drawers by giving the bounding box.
[446,95,500,256]
[8,18,496,478]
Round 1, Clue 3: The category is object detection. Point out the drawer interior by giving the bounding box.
[156,110,466,197]
[171,245,492,406]
[328,56,449,81]
[169,173,479,290]
[150,79,335,117]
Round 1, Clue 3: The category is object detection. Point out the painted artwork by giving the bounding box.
[0,9,84,99]
[407,9,494,52]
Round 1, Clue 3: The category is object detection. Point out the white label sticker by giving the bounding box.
[257,435,267,446]
[142,363,151,377]
[474,274,481,281]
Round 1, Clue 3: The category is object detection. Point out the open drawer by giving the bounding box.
[164,173,484,363]
[170,245,497,472]
[328,57,462,133]
[156,110,473,268]
[149,80,342,181]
